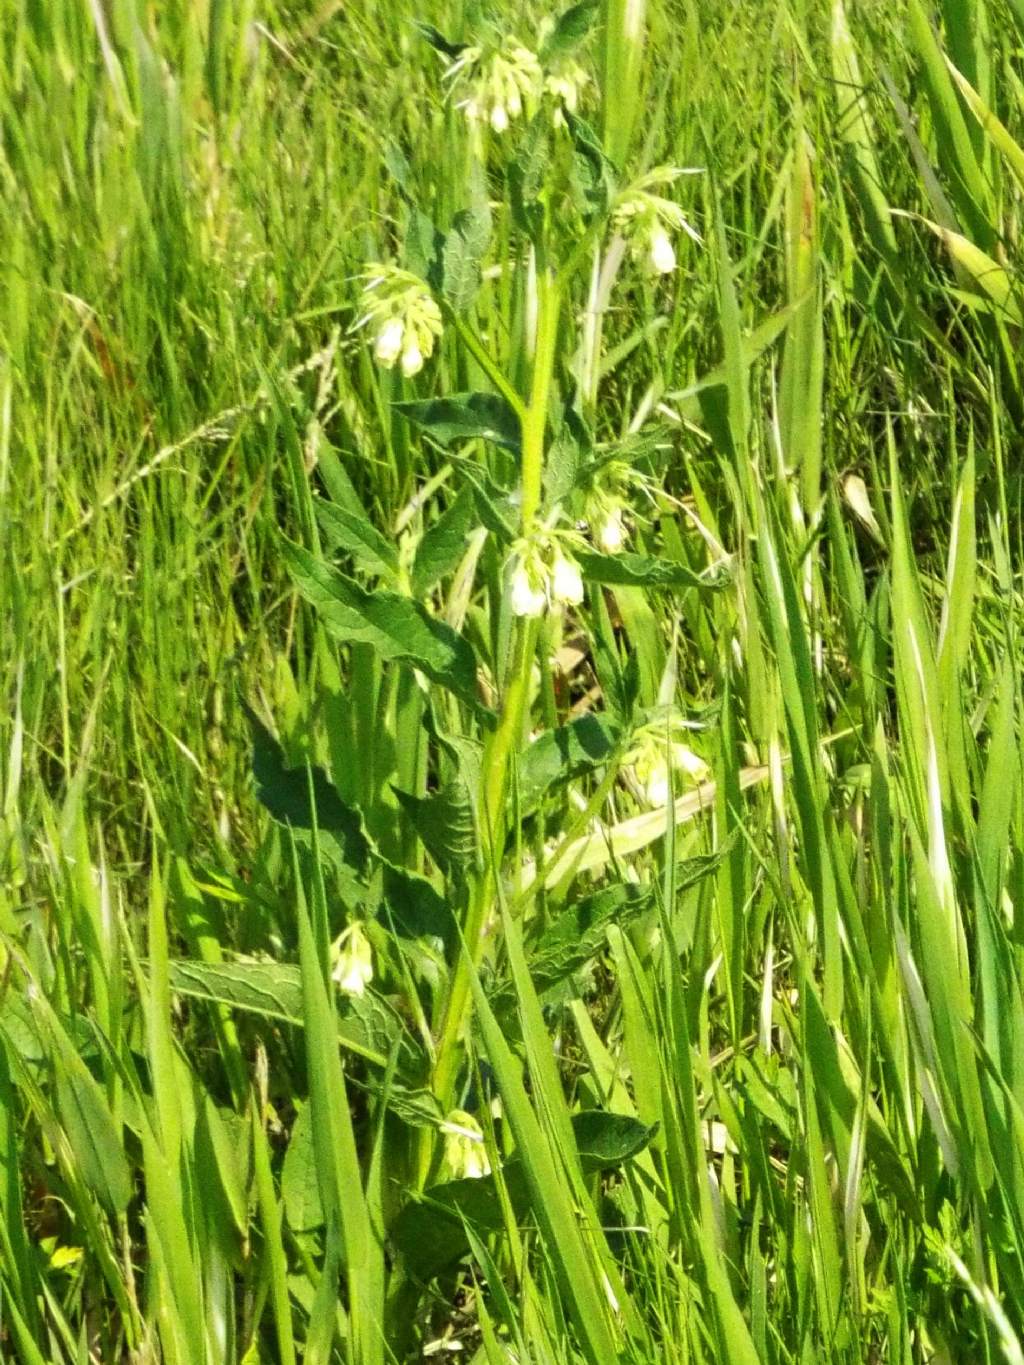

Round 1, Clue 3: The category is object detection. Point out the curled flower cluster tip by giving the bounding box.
[444,38,542,133]
[626,718,709,809]
[440,1109,491,1180]
[356,264,443,378]
[612,166,702,276]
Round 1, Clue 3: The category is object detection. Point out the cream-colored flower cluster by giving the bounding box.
[444,38,542,133]
[536,17,590,125]
[626,718,708,808]
[440,1109,491,1179]
[356,264,443,378]
[545,58,589,121]
[508,533,585,618]
[583,458,655,555]
[612,167,702,275]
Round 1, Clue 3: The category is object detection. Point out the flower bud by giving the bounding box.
[440,1110,491,1180]
[550,549,584,606]
[400,342,424,377]
[332,922,373,997]
[510,559,547,617]
[490,102,509,133]
[374,317,404,366]
[649,225,676,274]
[597,506,627,553]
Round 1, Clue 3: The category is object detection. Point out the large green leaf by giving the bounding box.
[380,861,456,949]
[411,484,478,599]
[576,550,724,590]
[53,1067,133,1216]
[282,538,488,716]
[394,392,521,454]
[517,714,619,813]
[316,501,400,581]
[247,706,370,897]
[392,1111,656,1280]
[166,960,406,1067]
[499,855,722,1008]
[442,205,491,315]
[392,781,477,876]
[282,1104,324,1234]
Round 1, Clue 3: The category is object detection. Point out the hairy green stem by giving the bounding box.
[424,265,561,1164]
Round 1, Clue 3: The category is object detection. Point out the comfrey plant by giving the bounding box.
[253,2,719,1356]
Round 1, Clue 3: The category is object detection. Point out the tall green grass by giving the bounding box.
[3,0,1024,1361]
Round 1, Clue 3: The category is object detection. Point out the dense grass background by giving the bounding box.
[3,0,1024,1361]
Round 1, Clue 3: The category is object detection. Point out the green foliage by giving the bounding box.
[5,0,1024,1361]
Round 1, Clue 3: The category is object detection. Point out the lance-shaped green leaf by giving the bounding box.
[394,392,521,454]
[577,550,726,590]
[166,959,408,1068]
[443,205,491,315]
[282,538,488,716]
[316,501,400,581]
[16,1000,132,1217]
[246,705,370,896]
[411,484,478,598]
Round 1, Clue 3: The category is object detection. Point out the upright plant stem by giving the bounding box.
[426,262,561,1149]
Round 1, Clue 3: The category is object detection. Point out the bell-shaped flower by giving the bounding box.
[597,505,627,552]
[373,316,405,366]
[331,922,373,997]
[550,547,584,606]
[400,340,424,377]
[510,554,548,618]
[440,1109,491,1179]
[648,225,676,275]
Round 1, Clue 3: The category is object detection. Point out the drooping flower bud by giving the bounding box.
[332,922,373,997]
[648,225,676,275]
[510,556,548,618]
[440,1109,491,1179]
[550,548,584,606]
